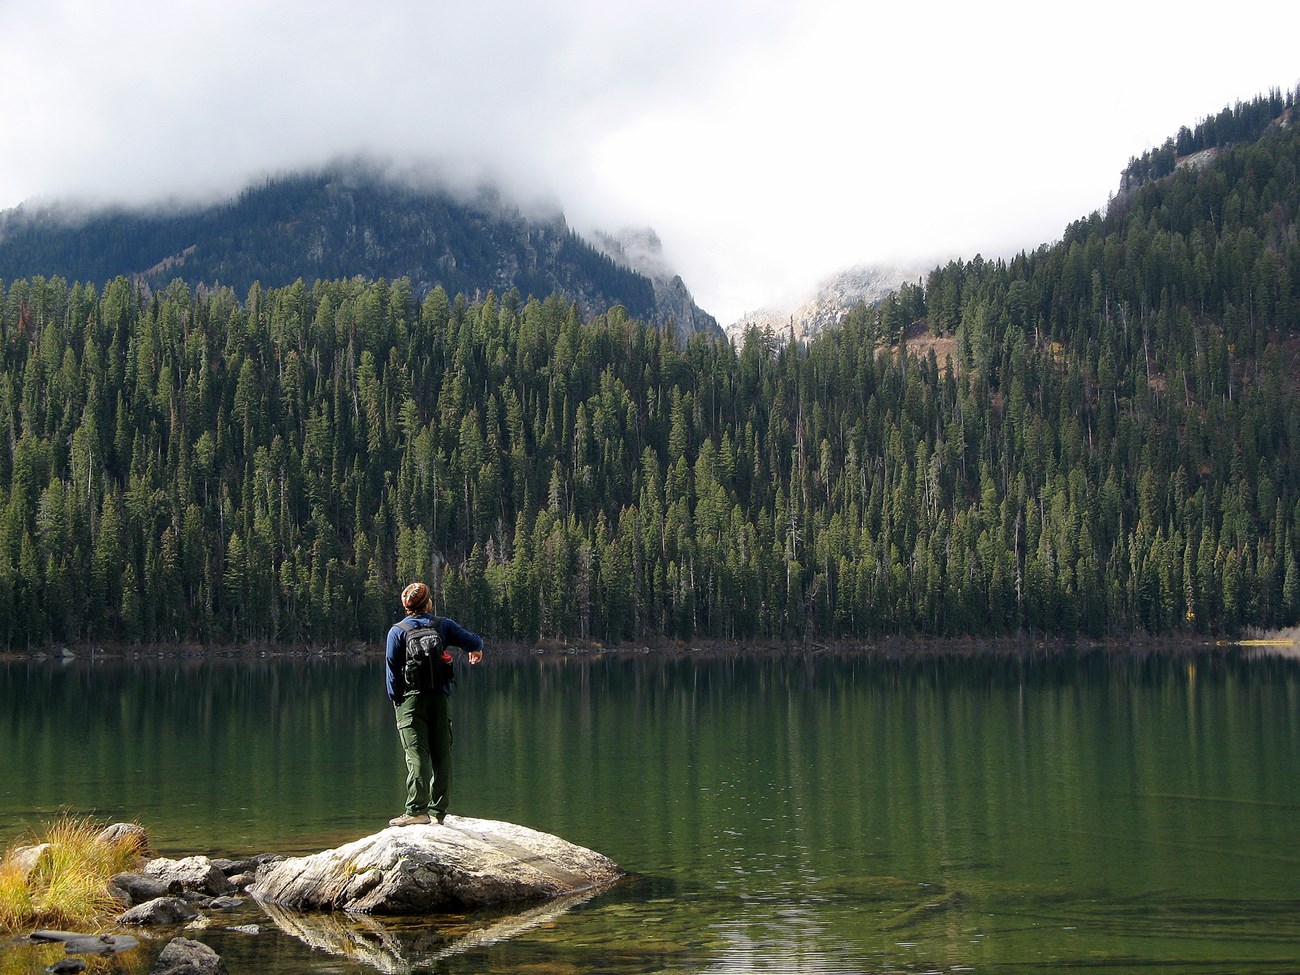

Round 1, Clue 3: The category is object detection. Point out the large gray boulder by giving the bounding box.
[142,856,235,896]
[249,816,623,914]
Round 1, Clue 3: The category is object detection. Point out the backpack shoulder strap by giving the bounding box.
[397,616,443,643]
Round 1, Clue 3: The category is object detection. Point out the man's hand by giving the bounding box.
[468,650,483,666]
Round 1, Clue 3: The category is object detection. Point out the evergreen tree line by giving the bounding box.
[1,112,1298,648]
[0,169,659,323]
[1121,86,1298,189]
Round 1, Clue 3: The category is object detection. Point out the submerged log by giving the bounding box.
[249,815,623,914]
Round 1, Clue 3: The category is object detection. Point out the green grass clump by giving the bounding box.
[0,817,145,934]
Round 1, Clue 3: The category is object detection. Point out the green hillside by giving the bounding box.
[0,90,1296,647]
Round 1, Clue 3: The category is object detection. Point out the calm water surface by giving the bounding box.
[2,645,1299,974]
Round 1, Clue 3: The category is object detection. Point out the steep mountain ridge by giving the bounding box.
[0,167,720,341]
[591,228,718,337]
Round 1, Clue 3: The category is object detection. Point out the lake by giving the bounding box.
[2,644,1299,974]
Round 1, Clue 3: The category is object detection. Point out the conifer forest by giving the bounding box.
[0,93,1298,648]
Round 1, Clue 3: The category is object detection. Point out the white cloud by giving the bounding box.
[0,0,1295,322]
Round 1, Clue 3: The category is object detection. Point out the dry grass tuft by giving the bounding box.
[0,816,146,934]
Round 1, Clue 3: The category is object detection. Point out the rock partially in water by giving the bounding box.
[143,856,235,896]
[112,871,175,906]
[210,857,256,875]
[117,896,199,926]
[208,853,282,891]
[149,936,227,975]
[250,815,623,913]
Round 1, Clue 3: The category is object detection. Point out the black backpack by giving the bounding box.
[398,617,453,691]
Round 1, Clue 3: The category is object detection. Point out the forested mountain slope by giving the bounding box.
[1119,86,1295,191]
[0,167,719,341]
[0,91,1296,647]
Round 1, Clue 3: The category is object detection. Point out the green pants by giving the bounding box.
[394,690,453,819]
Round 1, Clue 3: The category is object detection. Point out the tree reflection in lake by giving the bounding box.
[2,644,1299,974]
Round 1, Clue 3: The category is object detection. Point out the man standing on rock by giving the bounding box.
[385,582,484,827]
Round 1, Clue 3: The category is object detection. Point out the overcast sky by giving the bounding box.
[0,1,1295,323]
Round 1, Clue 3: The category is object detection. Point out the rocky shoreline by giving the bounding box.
[11,837,273,975]
[6,818,624,974]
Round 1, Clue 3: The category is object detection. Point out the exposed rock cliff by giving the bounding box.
[591,228,721,342]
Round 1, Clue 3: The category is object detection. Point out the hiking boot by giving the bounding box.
[388,813,432,827]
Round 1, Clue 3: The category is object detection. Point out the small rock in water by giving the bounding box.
[111,871,171,905]
[117,896,199,926]
[228,924,262,935]
[150,936,228,975]
[211,857,259,876]
[207,896,244,910]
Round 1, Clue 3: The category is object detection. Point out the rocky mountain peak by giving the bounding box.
[591,227,720,342]
[725,264,921,346]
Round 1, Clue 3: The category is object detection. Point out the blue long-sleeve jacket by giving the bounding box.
[385,613,483,703]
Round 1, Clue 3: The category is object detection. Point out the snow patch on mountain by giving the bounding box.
[725,265,922,346]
